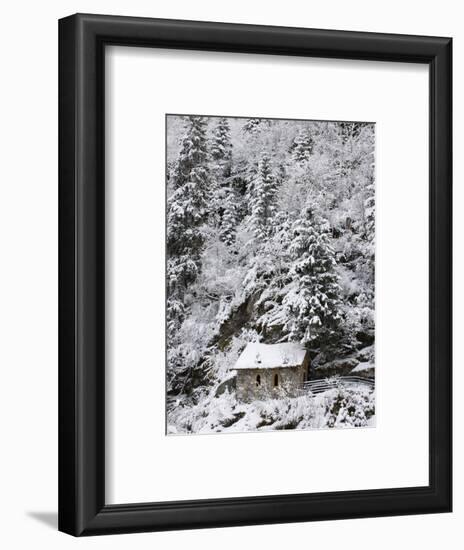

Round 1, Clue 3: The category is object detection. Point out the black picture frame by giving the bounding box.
[59,13,452,536]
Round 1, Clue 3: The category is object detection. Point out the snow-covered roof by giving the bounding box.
[234,342,307,370]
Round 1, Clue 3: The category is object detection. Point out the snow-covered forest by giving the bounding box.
[166,114,375,434]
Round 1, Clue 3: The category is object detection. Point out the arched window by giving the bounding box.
[274,374,279,387]
[256,374,261,386]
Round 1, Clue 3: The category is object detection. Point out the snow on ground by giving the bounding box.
[167,385,375,435]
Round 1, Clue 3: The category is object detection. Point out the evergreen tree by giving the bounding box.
[248,152,278,241]
[210,117,240,244]
[339,121,362,143]
[254,212,294,336]
[220,191,238,246]
[292,129,314,163]
[358,175,375,302]
[242,118,263,134]
[211,117,232,164]
[276,162,287,187]
[364,179,375,253]
[283,207,343,345]
[210,117,232,222]
[166,116,210,334]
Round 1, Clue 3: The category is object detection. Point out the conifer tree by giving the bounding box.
[339,121,362,142]
[292,129,314,163]
[276,162,287,187]
[242,118,263,134]
[211,117,232,165]
[218,193,237,246]
[359,176,375,299]
[166,116,210,334]
[364,179,375,252]
[210,117,232,224]
[248,152,278,241]
[210,117,240,244]
[283,207,343,345]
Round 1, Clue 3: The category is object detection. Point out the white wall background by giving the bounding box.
[0,1,459,548]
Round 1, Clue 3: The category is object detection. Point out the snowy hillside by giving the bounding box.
[166,115,375,434]
[167,386,376,435]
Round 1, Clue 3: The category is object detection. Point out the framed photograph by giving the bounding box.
[59,14,452,536]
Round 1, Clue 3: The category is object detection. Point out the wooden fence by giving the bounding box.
[300,376,375,395]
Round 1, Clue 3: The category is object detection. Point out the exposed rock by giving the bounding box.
[356,329,375,347]
[221,411,245,428]
[215,293,260,350]
[350,361,375,377]
[214,374,236,397]
[313,356,359,378]
[312,344,375,379]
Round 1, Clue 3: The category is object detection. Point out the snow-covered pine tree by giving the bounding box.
[170,115,210,198]
[209,117,241,245]
[363,177,375,253]
[211,117,232,165]
[283,206,343,346]
[292,129,314,163]
[166,116,210,334]
[339,121,362,143]
[242,118,263,134]
[223,159,249,227]
[252,211,294,337]
[356,171,375,306]
[220,192,238,246]
[248,152,278,241]
[276,162,287,186]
